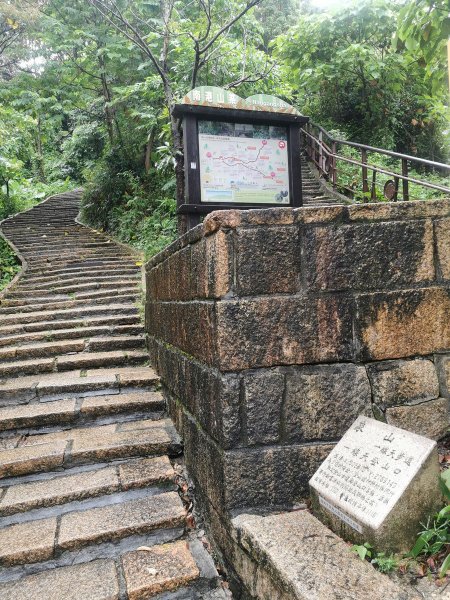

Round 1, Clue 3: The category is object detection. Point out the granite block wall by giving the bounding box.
[145,199,450,515]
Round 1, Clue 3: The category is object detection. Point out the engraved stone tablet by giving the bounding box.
[309,416,442,552]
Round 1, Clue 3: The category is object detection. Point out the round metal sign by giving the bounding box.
[383,179,396,200]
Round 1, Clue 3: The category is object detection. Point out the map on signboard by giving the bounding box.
[198,120,290,204]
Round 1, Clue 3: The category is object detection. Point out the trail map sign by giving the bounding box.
[174,87,309,229]
[198,121,290,205]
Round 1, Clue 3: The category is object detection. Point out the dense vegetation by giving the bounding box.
[0,0,448,258]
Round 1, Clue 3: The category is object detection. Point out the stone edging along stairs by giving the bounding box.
[0,191,226,600]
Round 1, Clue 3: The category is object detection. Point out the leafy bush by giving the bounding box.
[0,235,20,291]
[409,505,450,578]
[81,152,177,258]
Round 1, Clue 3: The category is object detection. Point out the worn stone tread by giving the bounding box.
[0,559,120,600]
[0,398,77,430]
[58,491,185,550]
[0,457,174,516]
[0,517,57,566]
[122,540,200,599]
[80,391,164,416]
[0,441,67,479]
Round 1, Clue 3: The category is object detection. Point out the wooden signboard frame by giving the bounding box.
[173,103,309,230]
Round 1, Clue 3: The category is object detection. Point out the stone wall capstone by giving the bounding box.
[145,199,450,517]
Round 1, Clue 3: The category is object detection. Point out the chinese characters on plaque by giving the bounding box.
[309,416,439,550]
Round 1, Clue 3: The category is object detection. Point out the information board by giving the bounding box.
[198,120,290,204]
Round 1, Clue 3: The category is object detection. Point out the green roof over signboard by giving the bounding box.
[183,87,300,115]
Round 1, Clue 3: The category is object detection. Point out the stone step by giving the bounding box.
[0,539,207,600]
[15,280,139,295]
[0,455,174,516]
[0,303,139,326]
[0,294,139,314]
[0,314,141,337]
[0,559,121,600]
[0,349,148,378]
[3,287,138,303]
[24,268,140,284]
[0,335,144,359]
[0,390,163,432]
[0,324,144,348]
[0,418,179,478]
[0,366,159,404]
[0,491,185,566]
[18,274,140,290]
[25,262,140,277]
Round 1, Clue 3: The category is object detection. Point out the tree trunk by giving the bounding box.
[35,115,46,182]
[144,128,155,173]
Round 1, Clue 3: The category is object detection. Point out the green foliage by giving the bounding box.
[371,552,398,573]
[0,235,20,291]
[409,505,450,578]
[351,542,373,561]
[81,155,176,258]
[274,0,448,160]
[440,470,450,502]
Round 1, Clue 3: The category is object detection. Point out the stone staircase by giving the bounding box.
[0,192,226,600]
[301,155,343,206]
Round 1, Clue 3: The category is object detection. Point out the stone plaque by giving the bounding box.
[309,416,441,551]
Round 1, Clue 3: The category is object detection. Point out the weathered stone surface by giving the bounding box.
[303,221,434,291]
[216,296,353,371]
[295,205,345,224]
[148,229,231,301]
[147,301,216,365]
[36,372,118,396]
[0,466,119,516]
[117,367,159,387]
[232,510,418,600]
[223,443,333,509]
[435,353,450,398]
[386,397,448,439]
[347,198,450,222]
[80,391,163,415]
[236,226,298,295]
[244,371,284,445]
[122,541,199,599]
[356,287,450,361]
[22,424,116,446]
[58,491,185,550]
[284,364,372,442]
[367,359,440,407]
[152,338,241,448]
[0,559,120,600]
[435,218,450,279]
[69,426,174,463]
[0,399,77,430]
[118,456,174,490]
[0,517,57,566]
[0,441,66,478]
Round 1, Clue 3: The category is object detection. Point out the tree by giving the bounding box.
[397,0,450,93]
[84,0,268,202]
[274,0,448,158]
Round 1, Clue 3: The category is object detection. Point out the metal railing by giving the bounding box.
[302,122,450,202]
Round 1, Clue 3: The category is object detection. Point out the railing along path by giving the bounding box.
[303,122,450,202]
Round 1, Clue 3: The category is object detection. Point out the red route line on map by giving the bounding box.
[210,142,272,178]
